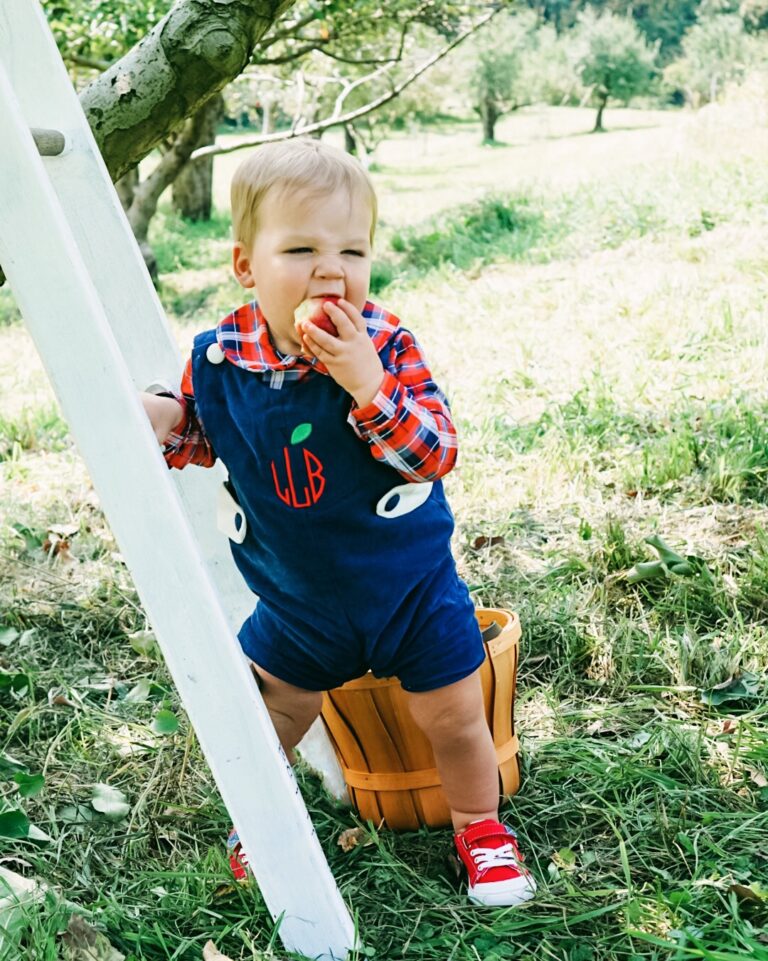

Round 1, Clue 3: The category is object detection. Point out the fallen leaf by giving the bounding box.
[337,826,368,852]
[202,941,234,961]
[128,631,159,659]
[746,767,768,788]
[729,883,765,904]
[91,783,130,820]
[0,627,19,647]
[0,866,47,954]
[151,709,179,736]
[627,730,653,749]
[701,672,762,707]
[585,719,620,737]
[0,810,30,840]
[43,534,75,562]
[48,523,79,538]
[552,847,577,870]
[211,882,238,899]
[61,914,125,961]
[0,753,26,776]
[471,535,506,551]
[124,678,152,703]
[49,689,80,708]
[13,772,44,798]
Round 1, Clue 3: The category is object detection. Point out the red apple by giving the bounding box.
[294,295,341,337]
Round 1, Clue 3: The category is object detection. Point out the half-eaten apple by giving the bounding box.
[294,295,341,338]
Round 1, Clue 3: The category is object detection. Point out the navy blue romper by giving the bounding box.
[191,326,484,692]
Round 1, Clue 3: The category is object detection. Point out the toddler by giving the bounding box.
[142,138,536,906]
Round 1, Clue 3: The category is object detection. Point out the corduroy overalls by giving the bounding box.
[192,327,483,691]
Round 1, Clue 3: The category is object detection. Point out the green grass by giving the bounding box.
[0,407,70,462]
[2,99,768,959]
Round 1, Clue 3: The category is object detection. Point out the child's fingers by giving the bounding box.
[301,323,339,356]
[327,299,365,336]
[295,326,313,357]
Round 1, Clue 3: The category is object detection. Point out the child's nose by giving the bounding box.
[315,254,343,277]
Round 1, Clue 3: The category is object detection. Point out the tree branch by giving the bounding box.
[79,0,297,182]
[65,52,112,72]
[192,9,499,160]
[253,40,326,64]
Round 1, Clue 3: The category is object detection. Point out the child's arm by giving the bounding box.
[349,328,457,483]
[142,357,217,469]
[299,300,456,483]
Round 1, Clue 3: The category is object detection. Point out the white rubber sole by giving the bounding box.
[468,872,537,907]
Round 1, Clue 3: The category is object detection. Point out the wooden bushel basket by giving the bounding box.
[320,608,521,830]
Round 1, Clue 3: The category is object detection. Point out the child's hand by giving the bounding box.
[140,392,184,445]
[299,299,384,408]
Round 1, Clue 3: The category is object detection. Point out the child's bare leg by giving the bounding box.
[404,671,499,831]
[250,663,323,764]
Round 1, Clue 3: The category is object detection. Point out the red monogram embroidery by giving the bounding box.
[271,446,326,508]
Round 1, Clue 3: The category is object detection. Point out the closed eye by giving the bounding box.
[342,249,366,257]
[286,247,313,254]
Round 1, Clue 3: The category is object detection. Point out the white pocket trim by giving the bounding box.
[375,481,433,519]
[217,482,247,543]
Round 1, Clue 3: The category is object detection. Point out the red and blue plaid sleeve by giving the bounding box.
[349,328,457,482]
[162,356,217,469]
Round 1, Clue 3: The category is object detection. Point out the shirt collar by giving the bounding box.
[216,300,398,373]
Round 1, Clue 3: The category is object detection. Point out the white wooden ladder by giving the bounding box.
[0,3,355,958]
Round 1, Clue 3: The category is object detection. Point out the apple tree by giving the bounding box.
[572,9,658,132]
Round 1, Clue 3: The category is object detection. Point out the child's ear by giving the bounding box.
[232,242,256,288]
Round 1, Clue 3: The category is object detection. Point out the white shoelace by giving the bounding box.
[472,841,519,872]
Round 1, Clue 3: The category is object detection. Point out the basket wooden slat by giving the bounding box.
[367,684,447,826]
[320,691,384,824]
[321,608,521,829]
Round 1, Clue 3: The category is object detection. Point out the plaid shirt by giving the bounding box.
[164,300,457,482]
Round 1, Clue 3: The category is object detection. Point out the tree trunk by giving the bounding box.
[126,102,222,283]
[115,166,139,212]
[172,94,224,221]
[79,0,296,182]
[593,91,609,133]
[481,98,499,144]
[344,124,357,155]
[261,92,273,135]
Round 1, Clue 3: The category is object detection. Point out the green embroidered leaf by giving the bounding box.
[290,423,312,445]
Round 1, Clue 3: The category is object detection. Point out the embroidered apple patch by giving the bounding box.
[270,422,326,509]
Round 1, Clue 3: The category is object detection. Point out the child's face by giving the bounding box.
[232,184,373,355]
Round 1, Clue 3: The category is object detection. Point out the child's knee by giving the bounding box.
[405,674,486,741]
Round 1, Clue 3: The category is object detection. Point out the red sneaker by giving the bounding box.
[227,829,250,882]
[454,819,537,906]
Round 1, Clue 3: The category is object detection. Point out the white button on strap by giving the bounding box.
[206,342,225,364]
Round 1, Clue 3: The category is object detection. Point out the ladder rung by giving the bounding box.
[31,127,65,156]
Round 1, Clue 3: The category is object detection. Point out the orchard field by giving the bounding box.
[1,94,768,960]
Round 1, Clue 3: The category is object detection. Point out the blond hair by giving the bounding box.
[231,139,377,248]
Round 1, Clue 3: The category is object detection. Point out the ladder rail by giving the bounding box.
[0,6,355,958]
